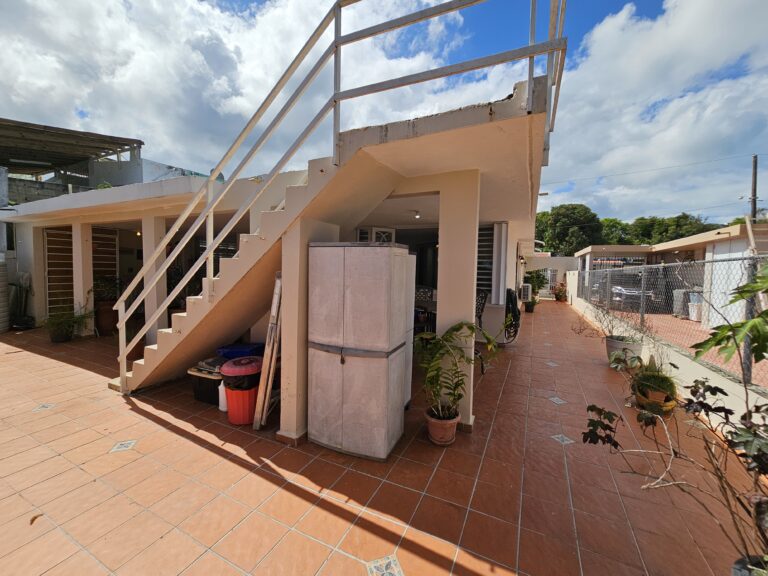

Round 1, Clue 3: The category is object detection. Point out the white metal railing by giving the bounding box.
[114,0,567,391]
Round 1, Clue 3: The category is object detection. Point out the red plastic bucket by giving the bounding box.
[225,386,259,425]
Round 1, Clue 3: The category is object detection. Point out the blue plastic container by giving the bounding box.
[217,343,266,360]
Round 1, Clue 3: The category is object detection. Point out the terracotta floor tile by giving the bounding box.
[438,449,482,478]
[89,511,174,570]
[44,550,111,576]
[226,468,284,508]
[101,455,166,491]
[426,468,475,507]
[61,437,116,465]
[579,549,647,576]
[634,527,711,576]
[403,440,444,466]
[570,482,626,522]
[40,479,116,524]
[261,446,314,475]
[197,458,252,491]
[253,530,331,576]
[521,494,576,543]
[397,527,457,575]
[350,456,395,479]
[63,494,143,545]
[410,495,467,544]
[386,457,433,491]
[20,467,94,506]
[574,509,642,567]
[518,527,580,576]
[47,428,104,454]
[81,449,142,477]
[0,435,40,460]
[258,481,320,526]
[0,493,35,526]
[296,496,360,547]
[179,494,250,547]
[0,512,56,558]
[453,549,518,576]
[0,527,79,575]
[477,457,521,488]
[31,420,86,444]
[172,447,223,476]
[317,552,368,575]
[470,479,520,523]
[367,482,421,525]
[150,480,218,525]
[116,528,205,576]
[180,552,242,576]
[339,511,406,562]
[460,510,518,568]
[213,512,288,572]
[0,445,57,478]
[124,468,188,507]
[4,454,75,492]
[292,458,346,493]
[325,469,382,507]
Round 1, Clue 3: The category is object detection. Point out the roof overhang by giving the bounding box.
[0,117,143,175]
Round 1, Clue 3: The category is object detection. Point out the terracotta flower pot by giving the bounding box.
[635,391,676,413]
[426,410,460,446]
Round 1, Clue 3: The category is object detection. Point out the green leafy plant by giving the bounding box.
[93,275,121,303]
[584,264,768,572]
[415,321,498,420]
[524,270,548,294]
[44,306,92,342]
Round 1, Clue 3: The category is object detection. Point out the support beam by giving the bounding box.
[72,223,93,332]
[436,170,481,429]
[141,215,168,344]
[278,218,340,444]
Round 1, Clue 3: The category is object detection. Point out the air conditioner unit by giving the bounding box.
[356,227,395,243]
[520,283,533,302]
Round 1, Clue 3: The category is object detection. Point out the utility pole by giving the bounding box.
[752,154,759,224]
[743,154,759,385]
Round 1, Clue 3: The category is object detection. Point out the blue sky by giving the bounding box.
[2,0,766,223]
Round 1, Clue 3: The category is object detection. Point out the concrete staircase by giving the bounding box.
[123,149,402,392]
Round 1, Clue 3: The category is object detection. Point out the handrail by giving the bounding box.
[115,0,567,390]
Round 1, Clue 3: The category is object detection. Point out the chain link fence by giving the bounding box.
[576,256,768,386]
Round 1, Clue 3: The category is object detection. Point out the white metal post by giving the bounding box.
[333,2,342,165]
[118,301,127,394]
[527,0,536,113]
[206,178,214,301]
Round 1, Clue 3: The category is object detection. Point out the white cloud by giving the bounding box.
[539,0,768,223]
[1,0,765,224]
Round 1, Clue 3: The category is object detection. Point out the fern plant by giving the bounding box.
[415,321,498,420]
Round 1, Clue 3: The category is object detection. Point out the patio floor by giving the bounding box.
[0,302,741,575]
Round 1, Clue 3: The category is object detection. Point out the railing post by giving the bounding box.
[118,301,127,394]
[206,178,215,301]
[333,2,342,166]
[639,266,646,330]
[526,0,536,113]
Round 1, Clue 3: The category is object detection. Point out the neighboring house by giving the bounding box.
[0,0,567,444]
[524,253,579,295]
[575,223,768,328]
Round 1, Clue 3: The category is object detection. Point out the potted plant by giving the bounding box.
[590,304,647,360]
[584,265,768,575]
[93,275,120,336]
[416,321,498,445]
[609,352,677,413]
[554,282,568,302]
[44,306,92,343]
[524,297,538,313]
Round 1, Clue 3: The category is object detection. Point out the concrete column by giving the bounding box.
[436,170,481,429]
[72,223,94,332]
[278,217,339,444]
[0,167,8,254]
[141,216,168,344]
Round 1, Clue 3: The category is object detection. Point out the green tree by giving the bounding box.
[535,211,551,251]
[546,204,603,256]
[601,218,632,244]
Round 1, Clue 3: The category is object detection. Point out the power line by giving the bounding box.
[542,153,765,186]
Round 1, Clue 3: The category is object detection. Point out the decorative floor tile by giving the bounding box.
[32,403,55,412]
[367,554,404,576]
[110,440,137,453]
[548,396,567,405]
[545,361,560,367]
[551,434,574,445]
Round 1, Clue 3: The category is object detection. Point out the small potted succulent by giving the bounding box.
[610,352,677,414]
[416,321,498,445]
